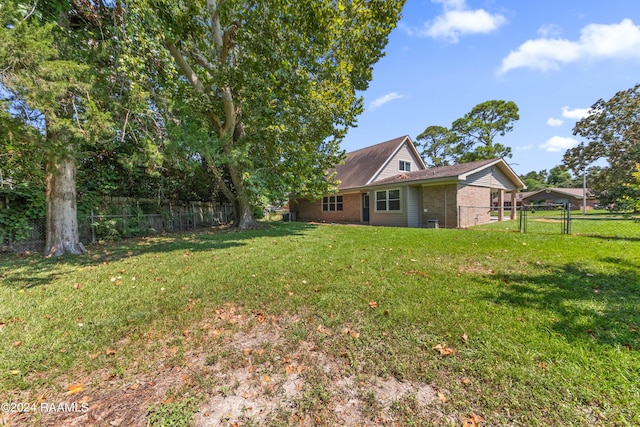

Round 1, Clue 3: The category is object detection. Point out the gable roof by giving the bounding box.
[517,187,596,201]
[372,158,525,189]
[335,135,425,190]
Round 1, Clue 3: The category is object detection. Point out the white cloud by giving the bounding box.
[539,136,579,152]
[369,92,404,110]
[418,0,506,43]
[561,106,590,120]
[537,24,562,38]
[500,19,640,73]
[547,117,564,127]
[516,144,534,151]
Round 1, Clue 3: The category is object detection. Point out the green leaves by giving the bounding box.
[565,84,640,205]
[416,100,519,165]
[451,100,518,162]
[123,0,404,226]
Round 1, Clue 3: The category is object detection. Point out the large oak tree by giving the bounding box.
[125,0,405,228]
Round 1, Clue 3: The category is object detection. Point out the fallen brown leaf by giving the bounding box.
[432,344,456,356]
[66,383,84,395]
[369,301,377,309]
[464,413,485,426]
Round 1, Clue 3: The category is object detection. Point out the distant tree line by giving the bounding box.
[415,87,640,210]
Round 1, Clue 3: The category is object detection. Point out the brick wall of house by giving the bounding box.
[457,185,492,228]
[293,193,362,223]
[421,184,458,228]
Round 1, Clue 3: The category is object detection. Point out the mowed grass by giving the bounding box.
[1,222,639,425]
[477,210,640,238]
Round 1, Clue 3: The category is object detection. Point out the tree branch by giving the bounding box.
[162,39,206,94]
[191,50,216,72]
[205,154,236,204]
[206,0,224,61]
[22,0,38,21]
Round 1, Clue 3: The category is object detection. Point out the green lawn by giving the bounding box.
[477,210,640,238]
[1,223,638,426]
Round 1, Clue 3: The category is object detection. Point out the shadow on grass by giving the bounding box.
[0,222,317,290]
[576,233,640,243]
[481,260,640,349]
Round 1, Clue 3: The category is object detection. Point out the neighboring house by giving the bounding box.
[291,135,525,228]
[516,188,599,209]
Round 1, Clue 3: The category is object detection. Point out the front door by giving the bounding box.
[362,193,370,222]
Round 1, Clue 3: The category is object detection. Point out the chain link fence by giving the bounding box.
[519,204,640,238]
[1,202,234,254]
[466,204,639,238]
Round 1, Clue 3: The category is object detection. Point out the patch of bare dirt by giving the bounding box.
[5,305,458,427]
[458,262,495,275]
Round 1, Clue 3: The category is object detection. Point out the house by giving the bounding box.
[291,135,526,228]
[516,188,599,210]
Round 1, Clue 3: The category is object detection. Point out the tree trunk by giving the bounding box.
[236,194,257,229]
[228,164,257,229]
[45,148,86,257]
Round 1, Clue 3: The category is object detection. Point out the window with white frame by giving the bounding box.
[322,195,343,211]
[399,160,411,172]
[375,189,401,211]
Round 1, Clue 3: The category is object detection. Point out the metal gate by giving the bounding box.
[519,203,571,234]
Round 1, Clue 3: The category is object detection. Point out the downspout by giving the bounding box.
[444,188,447,228]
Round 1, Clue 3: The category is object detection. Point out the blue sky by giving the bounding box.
[344,0,640,176]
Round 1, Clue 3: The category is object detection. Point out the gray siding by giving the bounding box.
[371,143,423,183]
[461,167,516,190]
[369,186,408,227]
[406,186,421,228]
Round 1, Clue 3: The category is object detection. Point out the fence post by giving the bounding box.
[519,206,527,233]
[91,209,96,243]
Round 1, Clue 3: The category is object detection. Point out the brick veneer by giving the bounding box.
[293,192,362,223]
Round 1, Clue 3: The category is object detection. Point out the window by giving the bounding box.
[322,195,343,211]
[375,189,401,211]
[399,160,411,172]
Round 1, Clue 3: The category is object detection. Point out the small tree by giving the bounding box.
[415,125,457,167]
[417,100,518,166]
[451,100,519,162]
[519,170,548,191]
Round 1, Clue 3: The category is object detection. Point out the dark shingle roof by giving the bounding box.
[335,135,411,190]
[518,188,596,200]
[372,158,499,187]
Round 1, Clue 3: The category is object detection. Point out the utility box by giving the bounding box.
[426,219,439,228]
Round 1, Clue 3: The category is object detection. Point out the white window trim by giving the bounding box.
[322,195,343,212]
[374,188,402,213]
[399,160,411,172]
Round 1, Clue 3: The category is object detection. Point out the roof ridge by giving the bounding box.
[345,135,409,155]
